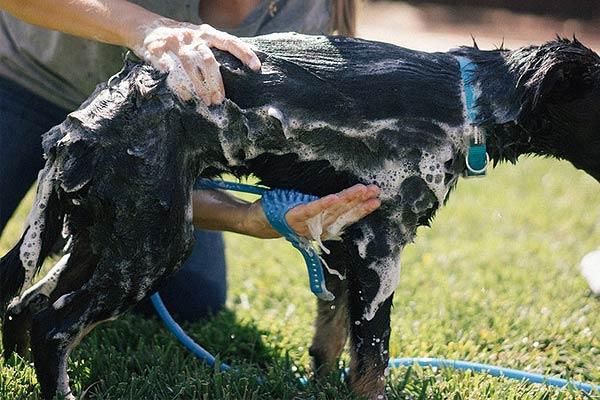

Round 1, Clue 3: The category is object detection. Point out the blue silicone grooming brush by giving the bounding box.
[194,179,333,300]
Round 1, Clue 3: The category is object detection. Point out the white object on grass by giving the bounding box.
[580,248,600,295]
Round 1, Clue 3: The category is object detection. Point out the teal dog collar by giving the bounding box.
[456,56,489,177]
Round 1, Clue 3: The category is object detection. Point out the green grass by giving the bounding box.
[1,157,600,399]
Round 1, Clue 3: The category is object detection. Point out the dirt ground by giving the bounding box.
[357,1,600,52]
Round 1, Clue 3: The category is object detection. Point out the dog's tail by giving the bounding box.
[0,166,63,312]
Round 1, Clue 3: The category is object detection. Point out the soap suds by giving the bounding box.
[20,165,56,288]
[319,255,345,280]
[20,254,71,302]
[365,159,412,200]
[53,291,74,310]
[304,213,345,281]
[134,23,201,103]
[355,225,375,259]
[267,106,285,127]
[306,212,330,254]
[364,252,402,321]
[418,146,453,205]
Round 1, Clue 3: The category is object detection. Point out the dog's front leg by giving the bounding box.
[347,269,395,400]
[344,221,403,400]
[309,241,349,379]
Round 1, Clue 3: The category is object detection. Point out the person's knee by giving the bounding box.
[182,276,226,320]
[155,230,227,322]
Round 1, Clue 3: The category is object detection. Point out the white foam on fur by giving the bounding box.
[418,145,453,205]
[285,116,401,140]
[319,255,345,280]
[355,225,375,259]
[256,103,468,200]
[364,251,402,321]
[53,291,74,310]
[20,165,55,288]
[243,106,440,204]
[20,254,71,302]
[267,106,285,127]
[366,159,411,200]
[437,122,469,154]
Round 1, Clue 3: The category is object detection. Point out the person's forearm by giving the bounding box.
[192,190,277,239]
[0,0,261,104]
[192,183,382,241]
[0,0,163,49]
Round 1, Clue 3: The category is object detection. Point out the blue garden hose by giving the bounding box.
[151,293,230,372]
[151,294,598,393]
[388,358,597,393]
[152,292,598,393]
[151,179,599,394]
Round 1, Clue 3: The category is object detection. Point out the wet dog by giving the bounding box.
[1,33,600,399]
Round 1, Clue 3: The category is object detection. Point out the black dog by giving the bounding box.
[1,33,599,399]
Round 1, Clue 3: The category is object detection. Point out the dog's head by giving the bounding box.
[517,38,600,181]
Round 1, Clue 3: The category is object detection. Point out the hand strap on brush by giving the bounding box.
[194,179,333,300]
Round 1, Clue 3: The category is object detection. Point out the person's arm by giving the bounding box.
[193,184,381,239]
[0,0,156,48]
[0,0,261,104]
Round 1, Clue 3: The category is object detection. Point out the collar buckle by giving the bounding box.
[464,126,489,177]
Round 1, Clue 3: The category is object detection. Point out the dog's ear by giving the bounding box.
[531,61,590,109]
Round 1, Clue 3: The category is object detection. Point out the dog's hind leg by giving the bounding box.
[3,244,96,359]
[3,254,69,358]
[309,241,349,379]
[28,265,124,400]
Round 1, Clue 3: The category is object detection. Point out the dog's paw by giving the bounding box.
[2,307,32,358]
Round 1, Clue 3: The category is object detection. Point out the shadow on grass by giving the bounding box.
[3,306,582,399]
[60,309,357,399]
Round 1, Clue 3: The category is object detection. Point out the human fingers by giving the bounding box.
[321,184,377,226]
[284,194,339,235]
[200,26,261,71]
[285,184,381,238]
[286,184,373,226]
[193,44,225,104]
[323,198,382,239]
[336,198,382,227]
[363,184,381,199]
[177,47,213,104]
[336,184,380,203]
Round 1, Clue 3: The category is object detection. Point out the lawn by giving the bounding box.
[1,157,599,399]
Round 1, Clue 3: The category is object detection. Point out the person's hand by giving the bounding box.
[133,20,261,104]
[246,184,381,240]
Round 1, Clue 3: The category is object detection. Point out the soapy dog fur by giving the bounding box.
[1,33,600,399]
